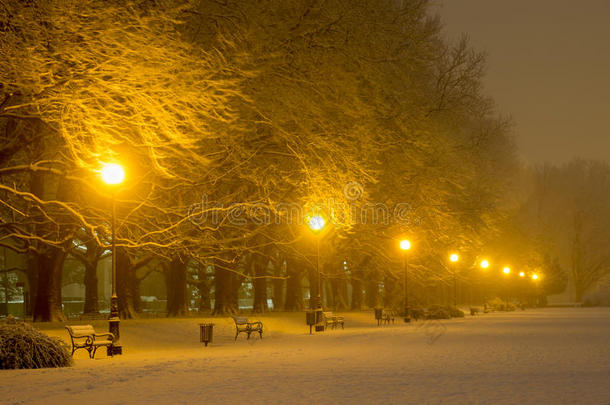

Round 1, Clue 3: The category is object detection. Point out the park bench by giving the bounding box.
[65,325,114,359]
[381,309,396,324]
[375,308,397,325]
[322,312,345,329]
[232,316,263,340]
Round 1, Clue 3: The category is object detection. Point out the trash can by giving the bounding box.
[374,308,383,326]
[306,311,316,334]
[199,323,214,346]
[314,308,325,332]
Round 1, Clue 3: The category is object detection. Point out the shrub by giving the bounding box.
[425,305,451,320]
[447,306,465,318]
[0,316,72,369]
[409,306,426,321]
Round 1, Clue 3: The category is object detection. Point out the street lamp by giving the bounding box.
[502,267,511,306]
[400,239,411,322]
[450,253,459,307]
[480,259,489,269]
[308,215,326,310]
[101,163,124,355]
[519,271,525,278]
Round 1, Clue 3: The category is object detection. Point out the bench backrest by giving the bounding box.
[322,312,334,318]
[232,316,249,325]
[66,325,95,337]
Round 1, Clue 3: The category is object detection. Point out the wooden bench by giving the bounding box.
[322,312,344,329]
[232,316,263,340]
[381,309,396,324]
[65,325,114,359]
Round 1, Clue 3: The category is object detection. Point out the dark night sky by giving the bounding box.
[437,0,610,165]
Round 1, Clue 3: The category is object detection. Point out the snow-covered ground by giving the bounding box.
[2,308,609,404]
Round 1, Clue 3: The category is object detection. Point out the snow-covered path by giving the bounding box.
[2,308,609,404]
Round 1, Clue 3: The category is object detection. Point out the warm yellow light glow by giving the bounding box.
[400,239,411,251]
[532,273,539,280]
[101,163,125,185]
[519,271,525,277]
[480,259,489,269]
[450,253,459,262]
[503,267,510,274]
[308,215,325,232]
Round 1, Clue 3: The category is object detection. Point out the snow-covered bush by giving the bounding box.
[486,298,516,312]
[447,306,465,318]
[0,316,72,369]
[425,305,452,320]
[409,307,427,320]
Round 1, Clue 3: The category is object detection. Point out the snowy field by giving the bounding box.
[2,308,610,405]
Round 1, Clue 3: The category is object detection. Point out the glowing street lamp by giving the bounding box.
[101,163,124,355]
[480,259,489,269]
[400,239,411,322]
[309,215,325,232]
[519,271,525,278]
[101,163,125,185]
[532,273,539,280]
[308,215,326,310]
[503,267,511,275]
[449,253,459,306]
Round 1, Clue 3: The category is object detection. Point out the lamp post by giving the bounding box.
[502,267,511,305]
[308,215,325,310]
[478,259,490,304]
[450,253,459,307]
[101,163,124,355]
[531,273,540,306]
[400,239,411,322]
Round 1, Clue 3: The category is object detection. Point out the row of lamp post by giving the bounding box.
[397,240,542,323]
[99,166,545,345]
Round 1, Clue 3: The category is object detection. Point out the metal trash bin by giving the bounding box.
[199,323,214,346]
[374,308,383,326]
[314,308,324,332]
[306,311,316,334]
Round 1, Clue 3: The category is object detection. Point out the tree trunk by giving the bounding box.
[383,271,399,308]
[365,277,379,308]
[197,263,211,312]
[271,258,285,311]
[252,253,269,313]
[230,270,243,311]
[165,258,188,317]
[284,257,303,311]
[25,255,38,317]
[117,248,137,319]
[212,261,234,315]
[330,277,348,310]
[33,247,67,322]
[351,270,363,310]
[308,267,320,308]
[83,260,99,314]
[30,166,67,322]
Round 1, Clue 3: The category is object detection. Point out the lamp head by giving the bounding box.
[308,215,325,232]
[450,253,459,262]
[101,163,125,185]
[480,259,489,269]
[400,239,411,251]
